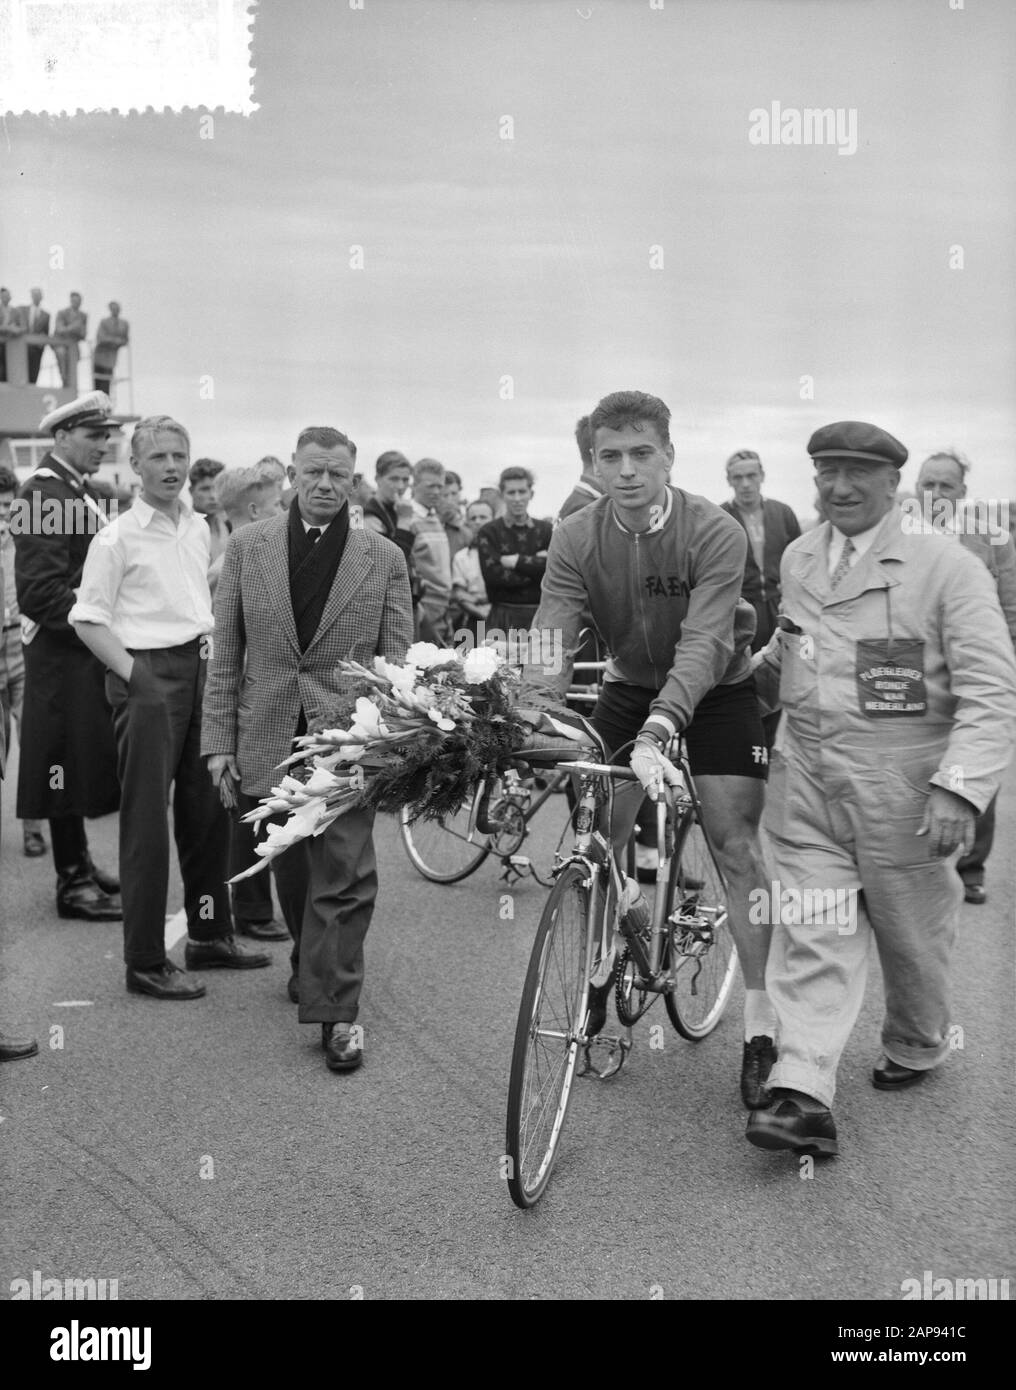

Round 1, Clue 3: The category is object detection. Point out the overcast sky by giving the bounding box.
[2,0,1013,519]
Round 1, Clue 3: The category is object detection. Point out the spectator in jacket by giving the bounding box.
[409,458,453,642]
[450,499,494,640]
[476,467,553,635]
[721,450,801,653]
[916,448,1016,906]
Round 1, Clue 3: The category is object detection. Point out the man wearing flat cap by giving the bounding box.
[747,420,1016,1158]
[13,392,122,919]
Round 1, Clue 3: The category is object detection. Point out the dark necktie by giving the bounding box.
[829,537,856,589]
[306,527,322,546]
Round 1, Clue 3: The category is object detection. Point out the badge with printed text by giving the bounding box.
[855,639,927,717]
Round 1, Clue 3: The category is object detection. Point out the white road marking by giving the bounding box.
[51,1001,94,1007]
[165,909,188,950]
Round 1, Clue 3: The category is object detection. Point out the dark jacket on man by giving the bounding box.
[721,497,801,651]
[13,454,120,818]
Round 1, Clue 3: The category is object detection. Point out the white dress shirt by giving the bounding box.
[827,520,883,576]
[69,496,213,649]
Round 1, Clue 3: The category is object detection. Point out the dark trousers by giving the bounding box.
[108,641,231,969]
[229,810,276,925]
[49,814,89,876]
[237,790,309,970]
[297,807,378,1025]
[957,793,997,886]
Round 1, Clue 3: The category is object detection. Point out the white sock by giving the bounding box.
[744,989,777,1042]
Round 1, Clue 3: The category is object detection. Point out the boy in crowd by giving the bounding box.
[70,416,269,999]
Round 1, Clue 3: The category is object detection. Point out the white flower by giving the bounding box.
[411,685,435,709]
[303,766,342,795]
[404,641,445,671]
[349,696,387,742]
[427,707,457,732]
[259,820,302,853]
[374,656,418,692]
[462,645,502,684]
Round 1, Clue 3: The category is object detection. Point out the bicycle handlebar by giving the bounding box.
[556,759,640,783]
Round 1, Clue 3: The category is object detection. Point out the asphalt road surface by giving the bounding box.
[1,747,1013,1301]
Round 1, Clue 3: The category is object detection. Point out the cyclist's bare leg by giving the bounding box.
[693,774,771,992]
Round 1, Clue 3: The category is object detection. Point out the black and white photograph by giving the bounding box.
[1,0,1013,1343]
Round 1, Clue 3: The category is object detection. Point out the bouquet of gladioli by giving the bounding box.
[229,642,532,880]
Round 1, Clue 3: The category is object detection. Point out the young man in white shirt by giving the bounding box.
[70,416,270,999]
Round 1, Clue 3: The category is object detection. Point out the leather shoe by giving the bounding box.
[872,1055,927,1090]
[56,871,122,921]
[0,1031,40,1062]
[741,1035,778,1109]
[126,962,206,1000]
[23,830,47,857]
[184,936,271,970]
[235,917,290,942]
[746,1096,838,1157]
[963,883,987,905]
[322,1022,363,1073]
[287,973,299,1004]
[85,855,119,896]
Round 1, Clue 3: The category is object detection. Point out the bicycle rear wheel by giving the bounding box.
[505,862,594,1208]
[664,812,738,1039]
[399,801,491,883]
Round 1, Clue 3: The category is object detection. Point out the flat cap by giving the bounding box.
[40,390,116,436]
[807,420,908,468]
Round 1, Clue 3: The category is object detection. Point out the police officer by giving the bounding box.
[747,422,1016,1157]
[14,392,122,920]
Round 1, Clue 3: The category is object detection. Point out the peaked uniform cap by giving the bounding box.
[39,391,116,435]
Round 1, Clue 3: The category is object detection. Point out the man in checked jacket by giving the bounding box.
[202,426,413,1073]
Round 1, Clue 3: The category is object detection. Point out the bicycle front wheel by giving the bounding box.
[505,863,594,1208]
[399,802,491,883]
[664,812,738,1039]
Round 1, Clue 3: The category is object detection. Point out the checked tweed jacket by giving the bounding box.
[202,512,413,798]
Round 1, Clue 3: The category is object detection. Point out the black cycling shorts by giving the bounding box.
[591,676,768,780]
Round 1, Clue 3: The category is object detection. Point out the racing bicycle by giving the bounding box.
[504,738,737,1209]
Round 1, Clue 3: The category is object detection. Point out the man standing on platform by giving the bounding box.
[13,393,122,920]
[203,426,412,1072]
[93,301,129,398]
[0,288,24,384]
[53,293,88,387]
[20,288,50,384]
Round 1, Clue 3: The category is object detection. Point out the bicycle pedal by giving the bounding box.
[579,1030,632,1080]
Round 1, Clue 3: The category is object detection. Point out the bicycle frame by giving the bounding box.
[558,743,704,1033]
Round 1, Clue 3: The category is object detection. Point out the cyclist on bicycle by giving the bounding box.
[519,390,776,1109]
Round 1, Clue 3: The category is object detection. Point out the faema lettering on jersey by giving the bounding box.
[642,574,691,599]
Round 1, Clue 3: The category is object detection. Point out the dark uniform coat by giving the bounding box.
[13,453,120,819]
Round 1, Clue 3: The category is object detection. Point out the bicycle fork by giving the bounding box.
[575,843,632,1082]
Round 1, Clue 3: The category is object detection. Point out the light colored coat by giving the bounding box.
[762,507,1016,812]
[201,512,412,797]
